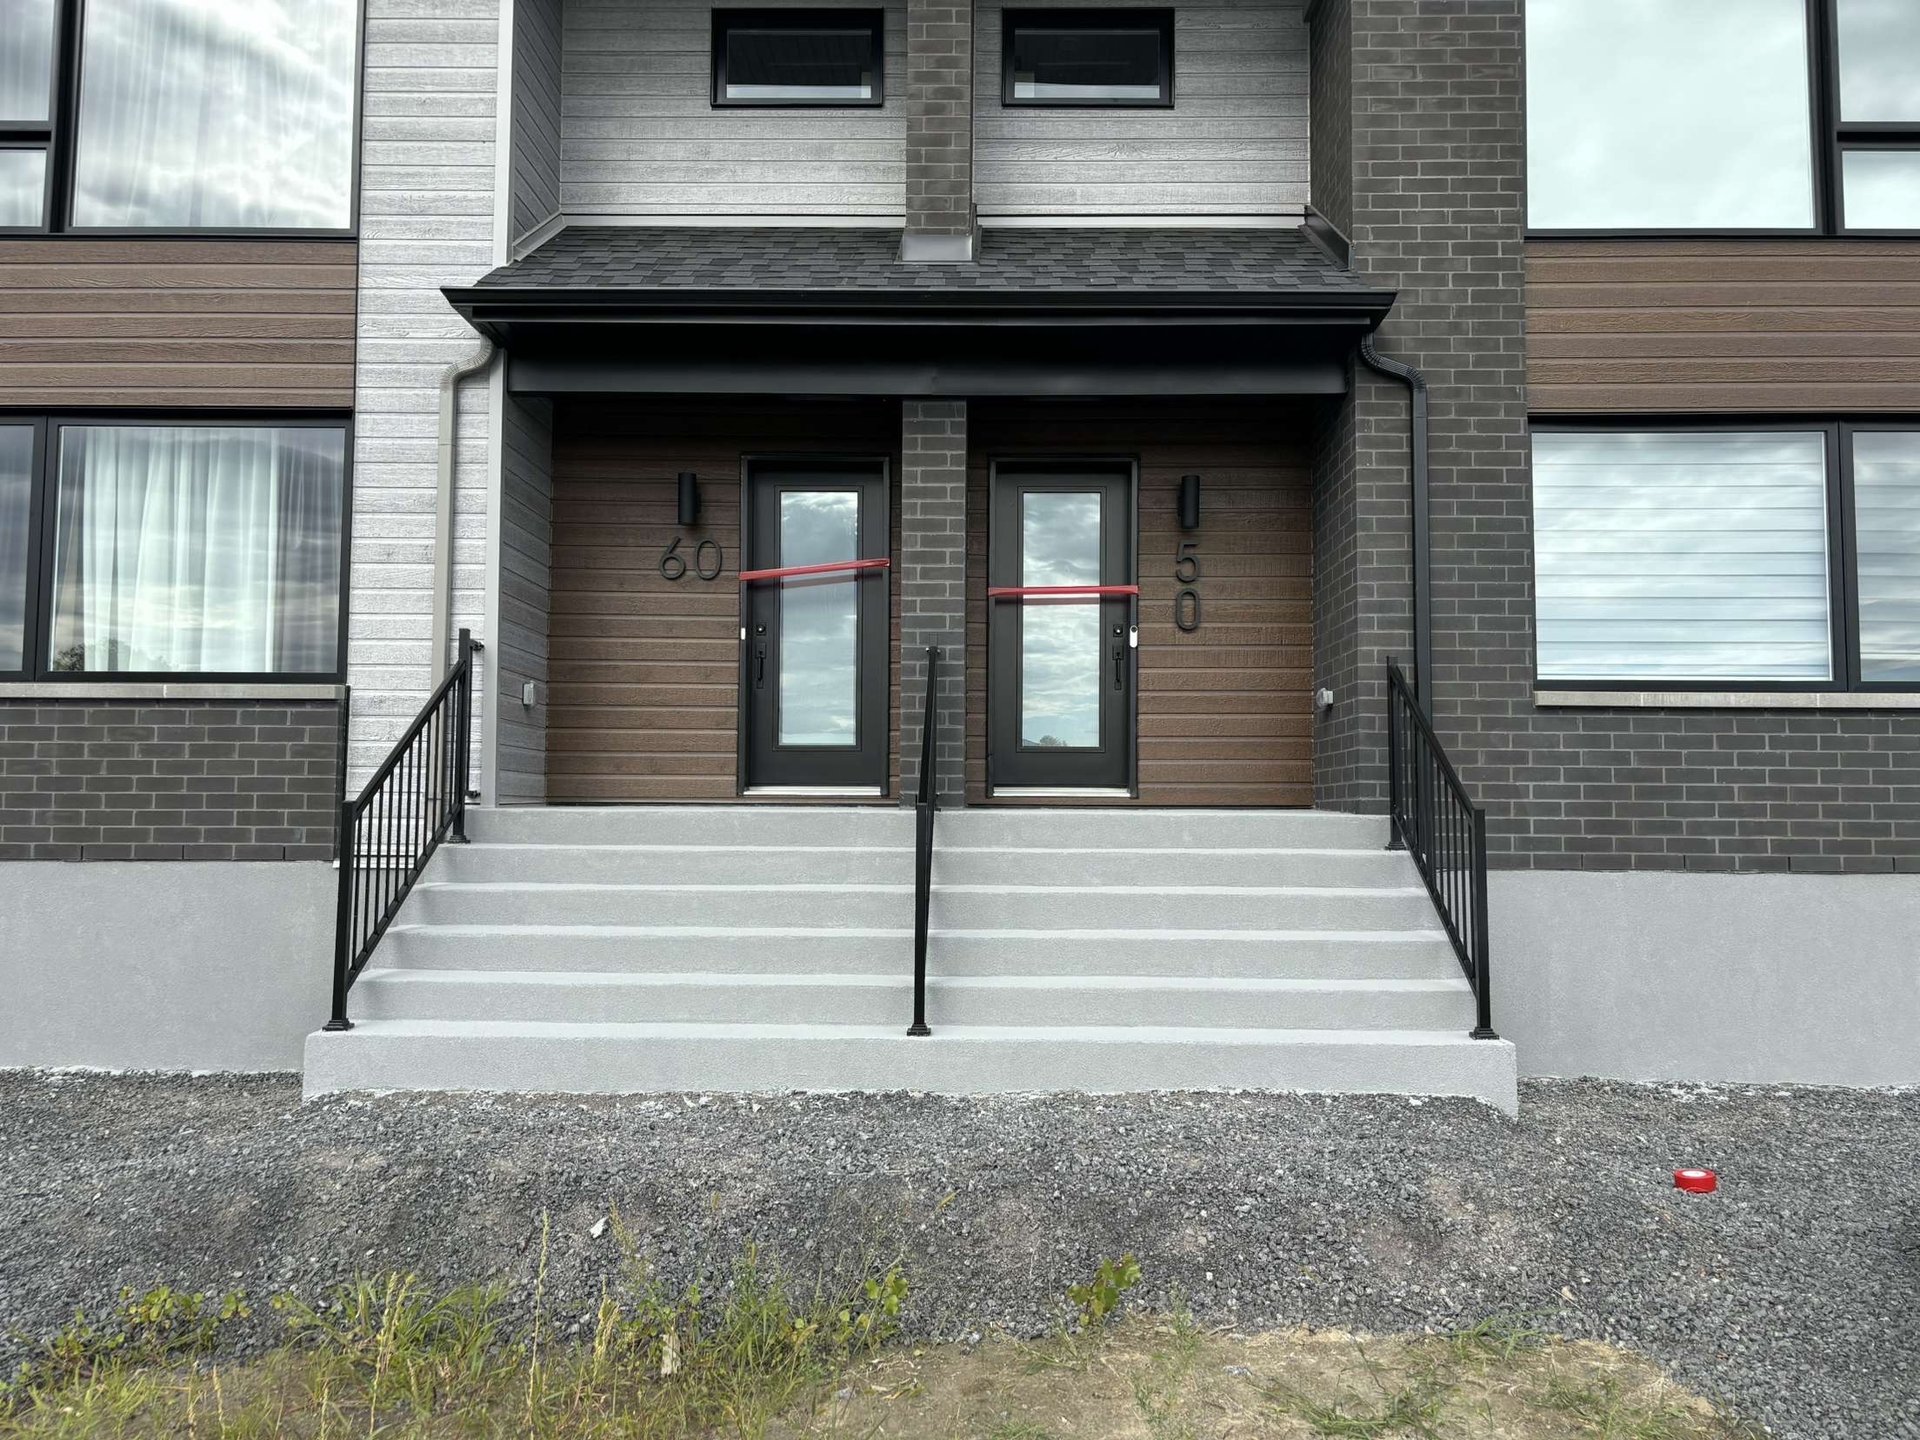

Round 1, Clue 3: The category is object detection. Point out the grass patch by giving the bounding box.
[1,1255,1750,1439]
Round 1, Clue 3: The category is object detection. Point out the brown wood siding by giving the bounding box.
[1528,239,1920,414]
[965,400,1316,807]
[0,239,357,410]
[547,400,901,804]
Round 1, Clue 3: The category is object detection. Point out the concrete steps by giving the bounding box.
[304,806,1516,1112]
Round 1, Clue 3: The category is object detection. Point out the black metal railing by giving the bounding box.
[326,629,483,1032]
[909,645,941,1037]
[1386,659,1497,1040]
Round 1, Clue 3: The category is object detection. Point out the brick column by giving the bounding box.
[900,401,968,803]
[902,0,974,262]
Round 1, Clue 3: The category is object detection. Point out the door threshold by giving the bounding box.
[992,787,1135,798]
[743,785,886,797]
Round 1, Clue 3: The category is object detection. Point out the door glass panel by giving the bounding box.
[1842,149,1920,230]
[0,148,46,228]
[0,0,58,124]
[1020,491,1102,749]
[777,489,860,747]
[1836,0,1920,122]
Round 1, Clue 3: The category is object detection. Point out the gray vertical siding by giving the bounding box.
[514,0,566,245]
[497,395,555,803]
[564,0,908,218]
[351,0,501,783]
[974,0,1309,216]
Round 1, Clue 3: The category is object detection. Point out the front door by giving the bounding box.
[742,459,891,793]
[988,462,1136,794]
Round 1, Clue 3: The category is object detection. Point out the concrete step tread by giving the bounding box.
[455,844,906,855]
[357,968,1471,995]
[386,923,1450,943]
[416,880,1426,898]
[318,1019,1498,1047]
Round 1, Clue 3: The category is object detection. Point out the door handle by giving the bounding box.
[1113,642,1124,690]
[755,644,767,689]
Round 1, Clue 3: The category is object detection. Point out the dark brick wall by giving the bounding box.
[900,401,968,803]
[1307,0,1352,238]
[0,700,340,861]
[1313,0,1920,873]
[905,0,974,238]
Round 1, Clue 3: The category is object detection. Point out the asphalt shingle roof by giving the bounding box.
[474,225,1373,295]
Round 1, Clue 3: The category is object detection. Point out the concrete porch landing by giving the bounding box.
[303,807,1518,1113]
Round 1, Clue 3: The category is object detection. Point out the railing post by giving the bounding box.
[326,799,356,1032]
[452,628,478,844]
[1470,807,1498,1040]
[909,644,939,1037]
[1385,662,1404,851]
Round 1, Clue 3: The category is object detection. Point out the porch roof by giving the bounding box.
[443,226,1397,398]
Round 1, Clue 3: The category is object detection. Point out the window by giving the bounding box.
[1532,425,1920,691]
[3,419,348,682]
[711,9,884,107]
[1002,8,1174,108]
[1527,0,1920,235]
[0,0,359,234]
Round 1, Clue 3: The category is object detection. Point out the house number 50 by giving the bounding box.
[1174,541,1201,633]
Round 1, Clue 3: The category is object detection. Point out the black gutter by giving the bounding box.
[1358,334,1432,716]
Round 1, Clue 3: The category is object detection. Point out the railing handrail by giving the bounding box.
[326,629,483,1032]
[909,644,940,1036]
[1386,658,1497,1041]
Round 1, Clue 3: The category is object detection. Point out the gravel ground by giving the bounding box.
[0,1075,1914,1440]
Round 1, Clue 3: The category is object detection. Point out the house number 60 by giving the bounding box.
[660,536,724,582]
[1174,541,1201,633]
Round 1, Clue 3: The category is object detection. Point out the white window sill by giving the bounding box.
[1534,689,1920,711]
[0,681,344,702]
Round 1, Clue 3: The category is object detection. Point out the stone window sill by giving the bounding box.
[1534,689,1920,711]
[0,681,344,702]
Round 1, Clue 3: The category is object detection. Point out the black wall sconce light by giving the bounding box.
[1178,473,1201,531]
[678,471,701,527]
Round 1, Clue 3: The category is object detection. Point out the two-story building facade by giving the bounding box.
[3,0,1915,1102]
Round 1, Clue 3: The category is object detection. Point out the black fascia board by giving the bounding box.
[442,283,1398,341]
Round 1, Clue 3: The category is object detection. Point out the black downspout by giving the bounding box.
[1358,334,1433,717]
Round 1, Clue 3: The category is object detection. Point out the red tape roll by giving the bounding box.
[1674,1168,1718,1194]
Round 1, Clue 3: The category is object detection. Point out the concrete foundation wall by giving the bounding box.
[0,863,336,1072]
[1493,870,1920,1087]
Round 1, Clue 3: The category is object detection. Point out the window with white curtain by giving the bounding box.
[45,425,345,675]
[1532,431,1835,682]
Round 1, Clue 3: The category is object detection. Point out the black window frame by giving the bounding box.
[1526,0,1920,240]
[0,412,354,685]
[0,0,364,240]
[710,8,887,110]
[1529,417,1920,693]
[1000,7,1175,110]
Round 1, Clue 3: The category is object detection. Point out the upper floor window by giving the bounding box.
[1532,425,1920,689]
[1,419,348,682]
[1002,8,1174,108]
[711,9,885,107]
[1527,0,1920,235]
[0,0,359,235]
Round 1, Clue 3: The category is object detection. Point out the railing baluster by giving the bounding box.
[909,644,940,1037]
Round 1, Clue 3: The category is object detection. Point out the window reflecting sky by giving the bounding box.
[1843,150,1920,230]
[0,150,46,228]
[0,0,57,124]
[1852,433,1920,683]
[1020,492,1103,749]
[1011,26,1163,102]
[1528,0,1814,229]
[0,427,31,672]
[1837,0,1920,121]
[777,490,860,748]
[72,0,355,229]
[725,27,875,101]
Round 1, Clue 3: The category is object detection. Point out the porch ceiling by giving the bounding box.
[442,226,1396,398]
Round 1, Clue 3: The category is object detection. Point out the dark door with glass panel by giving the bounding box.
[988,464,1134,792]
[743,460,890,792]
